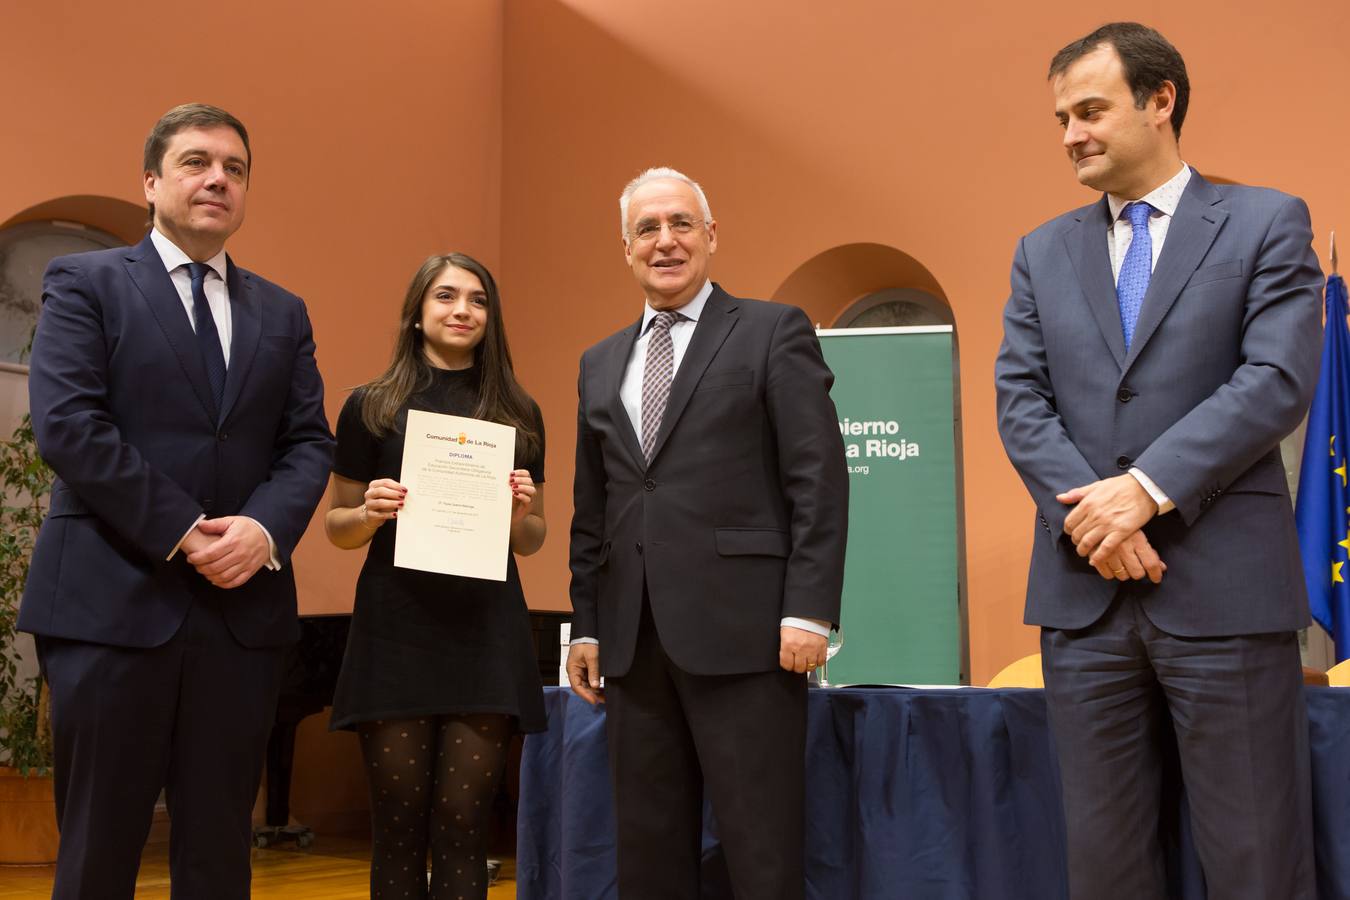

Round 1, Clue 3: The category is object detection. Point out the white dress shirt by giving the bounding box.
[1106,164,1191,515]
[618,280,713,434]
[572,281,830,646]
[150,229,234,363]
[150,230,279,568]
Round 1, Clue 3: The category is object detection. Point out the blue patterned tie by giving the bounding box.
[186,262,227,413]
[1117,201,1155,349]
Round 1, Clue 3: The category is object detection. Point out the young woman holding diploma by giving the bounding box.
[325,253,546,900]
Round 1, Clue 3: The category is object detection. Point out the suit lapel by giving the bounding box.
[1065,197,1127,369]
[124,236,218,422]
[219,258,260,424]
[1123,173,1227,372]
[646,286,738,465]
[605,320,646,467]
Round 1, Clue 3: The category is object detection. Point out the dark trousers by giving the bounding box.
[605,599,807,900]
[38,593,285,900]
[1041,593,1314,900]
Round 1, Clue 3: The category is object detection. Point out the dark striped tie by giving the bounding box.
[640,311,681,462]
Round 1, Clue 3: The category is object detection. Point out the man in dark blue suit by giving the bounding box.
[996,24,1320,899]
[19,103,334,899]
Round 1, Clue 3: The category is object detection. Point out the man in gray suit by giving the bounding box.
[995,23,1321,899]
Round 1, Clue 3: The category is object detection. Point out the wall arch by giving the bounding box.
[1,194,147,245]
[0,196,142,440]
[772,242,969,681]
[770,242,949,328]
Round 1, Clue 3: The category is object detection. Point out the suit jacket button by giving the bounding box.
[1117,388,1133,402]
[644,478,656,491]
[217,431,228,441]
[635,541,643,554]
[1116,455,1132,469]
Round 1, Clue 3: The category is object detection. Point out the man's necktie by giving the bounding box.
[186,262,227,413]
[1117,201,1155,350]
[640,311,680,462]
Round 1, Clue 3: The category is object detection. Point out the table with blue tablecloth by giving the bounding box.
[516,686,1350,899]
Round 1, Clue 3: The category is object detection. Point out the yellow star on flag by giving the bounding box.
[1340,530,1350,554]
[1336,459,1348,487]
[1335,561,1345,585]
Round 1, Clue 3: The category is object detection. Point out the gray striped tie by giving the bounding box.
[640,311,680,462]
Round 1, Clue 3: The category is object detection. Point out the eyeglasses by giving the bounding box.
[627,217,708,245]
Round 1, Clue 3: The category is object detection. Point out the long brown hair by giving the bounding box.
[359,253,540,463]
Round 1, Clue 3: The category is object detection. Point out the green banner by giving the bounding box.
[818,326,962,684]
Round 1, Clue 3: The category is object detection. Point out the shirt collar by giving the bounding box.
[1107,163,1192,222]
[150,228,228,283]
[640,280,712,335]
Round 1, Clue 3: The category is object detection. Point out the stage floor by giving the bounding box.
[0,836,518,899]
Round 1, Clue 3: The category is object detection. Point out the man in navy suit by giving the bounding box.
[20,103,333,899]
[996,24,1320,899]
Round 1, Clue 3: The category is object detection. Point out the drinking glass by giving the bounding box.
[817,628,845,687]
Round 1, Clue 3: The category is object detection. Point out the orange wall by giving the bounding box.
[6,0,1349,690]
[499,0,1350,684]
[0,0,505,616]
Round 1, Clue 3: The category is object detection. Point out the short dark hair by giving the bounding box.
[1048,22,1190,139]
[143,103,251,220]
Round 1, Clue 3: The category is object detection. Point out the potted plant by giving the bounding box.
[0,408,58,864]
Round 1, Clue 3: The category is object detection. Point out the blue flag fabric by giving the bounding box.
[1296,274,1350,662]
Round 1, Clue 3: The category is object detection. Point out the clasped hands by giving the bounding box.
[1057,474,1167,584]
[182,517,271,589]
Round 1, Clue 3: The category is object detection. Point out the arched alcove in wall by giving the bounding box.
[0,195,144,731]
[1,194,147,245]
[0,195,143,431]
[769,242,950,327]
[771,243,969,681]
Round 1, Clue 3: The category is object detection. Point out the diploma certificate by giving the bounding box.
[394,409,516,581]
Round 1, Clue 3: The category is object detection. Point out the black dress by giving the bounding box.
[328,367,547,733]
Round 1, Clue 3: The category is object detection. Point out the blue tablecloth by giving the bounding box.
[517,686,1350,899]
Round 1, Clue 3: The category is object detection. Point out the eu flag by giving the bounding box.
[1296,273,1350,662]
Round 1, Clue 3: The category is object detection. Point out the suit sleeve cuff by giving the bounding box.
[569,637,599,646]
[781,617,831,637]
[166,514,206,561]
[1128,467,1175,515]
[242,517,282,570]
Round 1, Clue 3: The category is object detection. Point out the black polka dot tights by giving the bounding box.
[357,714,512,900]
